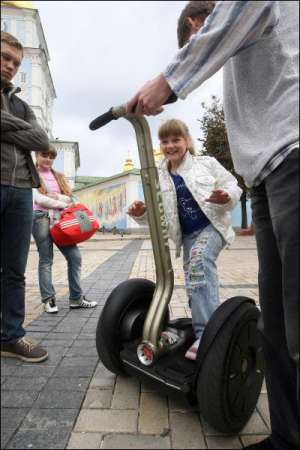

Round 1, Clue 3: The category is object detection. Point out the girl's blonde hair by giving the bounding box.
[158,119,196,155]
[36,146,72,196]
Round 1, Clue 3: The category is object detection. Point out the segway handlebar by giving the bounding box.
[89,92,177,131]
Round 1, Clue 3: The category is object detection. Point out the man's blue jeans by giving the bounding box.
[32,211,82,302]
[182,224,225,340]
[0,186,33,343]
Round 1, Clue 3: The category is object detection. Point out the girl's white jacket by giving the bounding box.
[134,152,242,257]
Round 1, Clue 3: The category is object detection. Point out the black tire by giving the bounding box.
[96,278,157,375]
[197,301,264,434]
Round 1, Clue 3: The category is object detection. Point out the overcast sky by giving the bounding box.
[34,1,223,177]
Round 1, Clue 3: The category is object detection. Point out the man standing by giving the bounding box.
[1,31,49,362]
[126,2,299,449]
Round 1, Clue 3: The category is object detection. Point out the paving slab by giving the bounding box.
[138,392,169,435]
[169,411,206,449]
[102,433,171,449]
[82,388,113,409]
[111,375,140,410]
[67,432,103,449]
[206,436,242,449]
[74,409,138,433]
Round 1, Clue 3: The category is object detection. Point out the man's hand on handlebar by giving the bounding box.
[126,74,172,116]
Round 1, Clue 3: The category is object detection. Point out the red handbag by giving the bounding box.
[50,203,99,246]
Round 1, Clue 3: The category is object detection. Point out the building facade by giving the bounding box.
[74,157,252,233]
[1,1,79,187]
[1,0,55,135]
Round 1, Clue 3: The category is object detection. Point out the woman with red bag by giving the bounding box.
[32,145,97,313]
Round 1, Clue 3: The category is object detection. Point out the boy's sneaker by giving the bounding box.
[44,297,58,314]
[1,337,48,363]
[69,295,97,309]
[185,338,201,361]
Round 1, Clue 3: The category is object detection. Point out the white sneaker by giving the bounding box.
[44,297,58,314]
[185,338,201,361]
[69,296,97,309]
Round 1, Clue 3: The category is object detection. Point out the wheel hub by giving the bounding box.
[137,342,155,366]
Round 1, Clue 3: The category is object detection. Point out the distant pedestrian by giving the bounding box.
[32,145,98,313]
[1,31,49,363]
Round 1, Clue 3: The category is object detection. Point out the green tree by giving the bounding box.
[198,96,249,228]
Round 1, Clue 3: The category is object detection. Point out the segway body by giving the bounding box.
[96,279,264,433]
[91,105,264,434]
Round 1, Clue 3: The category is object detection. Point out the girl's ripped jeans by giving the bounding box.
[182,224,225,340]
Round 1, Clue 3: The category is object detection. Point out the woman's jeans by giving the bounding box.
[182,224,225,341]
[32,211,82,302]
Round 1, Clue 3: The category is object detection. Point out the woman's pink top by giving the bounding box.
[33,168,61,212]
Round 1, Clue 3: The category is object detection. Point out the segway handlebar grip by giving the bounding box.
[89,108,116,130]
[89,92,177,131]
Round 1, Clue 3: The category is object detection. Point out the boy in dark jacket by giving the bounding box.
[1,31,49,362]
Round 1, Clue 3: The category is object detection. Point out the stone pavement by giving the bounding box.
[1,235,270,449]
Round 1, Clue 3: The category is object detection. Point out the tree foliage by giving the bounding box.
[198,96,249,228]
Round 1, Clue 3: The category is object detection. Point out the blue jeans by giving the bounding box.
[32,211,82,302]
[182,224,225,340]
[1,186,33,343]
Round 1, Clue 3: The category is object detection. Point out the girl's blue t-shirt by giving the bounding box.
[170,173,210,235]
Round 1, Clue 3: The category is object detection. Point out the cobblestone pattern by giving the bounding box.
[1,236,271,449]
[1,240,142,449]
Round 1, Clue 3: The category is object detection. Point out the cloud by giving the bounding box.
[34,1,223,176]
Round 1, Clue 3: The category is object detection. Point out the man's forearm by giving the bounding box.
[2,128,49,152]
[1,109,32,132]
[164,1,279,99]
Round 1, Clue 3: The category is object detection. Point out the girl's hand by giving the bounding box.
[206,189,231,204]
[127,201,146,217]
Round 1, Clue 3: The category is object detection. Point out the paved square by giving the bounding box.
[1,235,270,449]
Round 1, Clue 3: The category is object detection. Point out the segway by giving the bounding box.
[89,103,264,434]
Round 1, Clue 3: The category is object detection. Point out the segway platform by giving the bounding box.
[120,318,196,401]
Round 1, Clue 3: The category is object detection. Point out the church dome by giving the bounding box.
[1,1,34,9]
[123,157,134,172]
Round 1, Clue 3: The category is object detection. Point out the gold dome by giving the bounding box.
[123,157,134,172]
[1,1,34,9]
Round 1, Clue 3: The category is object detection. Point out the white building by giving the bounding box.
[1,0,79,188]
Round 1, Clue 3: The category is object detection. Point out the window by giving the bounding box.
[20,72,26,83]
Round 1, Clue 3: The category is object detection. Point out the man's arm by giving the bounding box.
[127,1,279,114]
[1,109,32,132]
[2,104,49,151]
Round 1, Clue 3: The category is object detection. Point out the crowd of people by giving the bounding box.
[1,1,299,449]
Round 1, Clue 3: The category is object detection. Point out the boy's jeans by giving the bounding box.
[251,149,299,449]
[182,224,225,340]
[32,211,82,302]
[0,186,33,343]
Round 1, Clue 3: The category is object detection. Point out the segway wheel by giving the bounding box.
[197,299,264,434]
[96,278,158,375]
